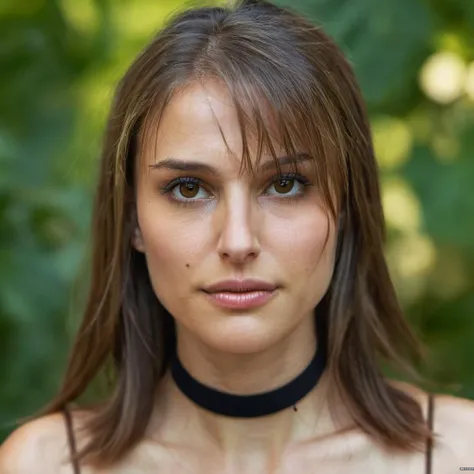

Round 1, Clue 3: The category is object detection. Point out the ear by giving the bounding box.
[129,205,145,253]
[132,225,146,253]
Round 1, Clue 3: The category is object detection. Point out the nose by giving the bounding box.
[216,192,261,265]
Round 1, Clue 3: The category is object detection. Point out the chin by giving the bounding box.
[198,317,284,355]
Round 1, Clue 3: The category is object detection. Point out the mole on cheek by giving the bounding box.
[185,263,190,268]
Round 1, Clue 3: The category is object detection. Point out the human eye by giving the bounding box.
[263,173,313,201]
[159,177,212,207]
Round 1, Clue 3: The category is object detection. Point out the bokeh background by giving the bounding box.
[1,0,473,441]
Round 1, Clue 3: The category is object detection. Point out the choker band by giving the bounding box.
[171,315,327,418]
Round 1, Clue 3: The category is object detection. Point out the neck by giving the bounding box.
[151,313,341,461]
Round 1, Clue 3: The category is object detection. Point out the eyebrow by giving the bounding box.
[148,153,312,176]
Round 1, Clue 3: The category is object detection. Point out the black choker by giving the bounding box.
[171,316,327,418]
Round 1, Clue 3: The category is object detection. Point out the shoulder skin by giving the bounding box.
[0,412,81,474]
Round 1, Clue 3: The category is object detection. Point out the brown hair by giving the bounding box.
[42,0,434,467]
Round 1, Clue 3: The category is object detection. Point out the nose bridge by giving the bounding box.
[216,185,260,262]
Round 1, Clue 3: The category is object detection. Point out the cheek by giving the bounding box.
[142,223,204,267]
[272,212,335,271]
[137,205,209,291]
[270,211,336,304]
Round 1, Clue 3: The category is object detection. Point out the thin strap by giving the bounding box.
[425,393,434,474]
[63,406,81,474]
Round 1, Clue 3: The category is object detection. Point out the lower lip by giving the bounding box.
[202,289,277,309]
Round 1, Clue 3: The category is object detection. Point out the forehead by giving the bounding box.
[138,79,285,170]
[166,80,237,131]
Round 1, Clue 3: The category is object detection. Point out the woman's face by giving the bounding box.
[133,80,338,354]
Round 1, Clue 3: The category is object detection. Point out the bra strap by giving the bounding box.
[425,393,434,474]
[63,405,81,474]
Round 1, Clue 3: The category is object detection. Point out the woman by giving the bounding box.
[1,0,473,472]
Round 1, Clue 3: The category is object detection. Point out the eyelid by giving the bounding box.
[160,176,209,195]
[163,172,308,187]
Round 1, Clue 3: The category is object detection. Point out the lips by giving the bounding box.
[201,279,279,310]
[202,279,278,294]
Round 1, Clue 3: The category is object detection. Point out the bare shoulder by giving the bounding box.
[389,379,474,470]
[0,411,88,474]
[429,393,474,462]
[389,379,474,429]
[390,379,474,435]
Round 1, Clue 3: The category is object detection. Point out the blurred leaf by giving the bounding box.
[403,144,474,251]
[277,0,433,110]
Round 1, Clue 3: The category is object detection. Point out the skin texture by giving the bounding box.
[133,80,336,360]
[134,79,336,359]
[1,80,474,473]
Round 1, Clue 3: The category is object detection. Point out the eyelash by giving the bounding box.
[159,173,313,208]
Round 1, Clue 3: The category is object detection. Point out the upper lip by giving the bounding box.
[202,279,278,293]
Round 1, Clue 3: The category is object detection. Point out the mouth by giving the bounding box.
[201,287,278,310]
[202,288,276,294]
[201,279,280,310]
[202,279,279,294]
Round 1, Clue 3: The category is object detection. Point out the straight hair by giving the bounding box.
[41,0,434,467]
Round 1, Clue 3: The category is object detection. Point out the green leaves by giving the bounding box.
[277,0,433,110]
[404,144,474,251]
[0,0,104,439]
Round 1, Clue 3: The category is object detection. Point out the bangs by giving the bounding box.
[137,72,347,222]
[202,67,348,220]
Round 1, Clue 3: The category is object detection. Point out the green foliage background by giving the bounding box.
[1,0,473,441]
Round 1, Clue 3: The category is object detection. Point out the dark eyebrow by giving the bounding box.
[148,153,312,175]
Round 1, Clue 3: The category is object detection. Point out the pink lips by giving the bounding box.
[202,279,279,310]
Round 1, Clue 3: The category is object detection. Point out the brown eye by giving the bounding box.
[179,182,200,198]
[264,173,310,199]
[273,178,295,194]
[160,177,211,205]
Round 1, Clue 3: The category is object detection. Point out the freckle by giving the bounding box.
[185,263,190,268]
